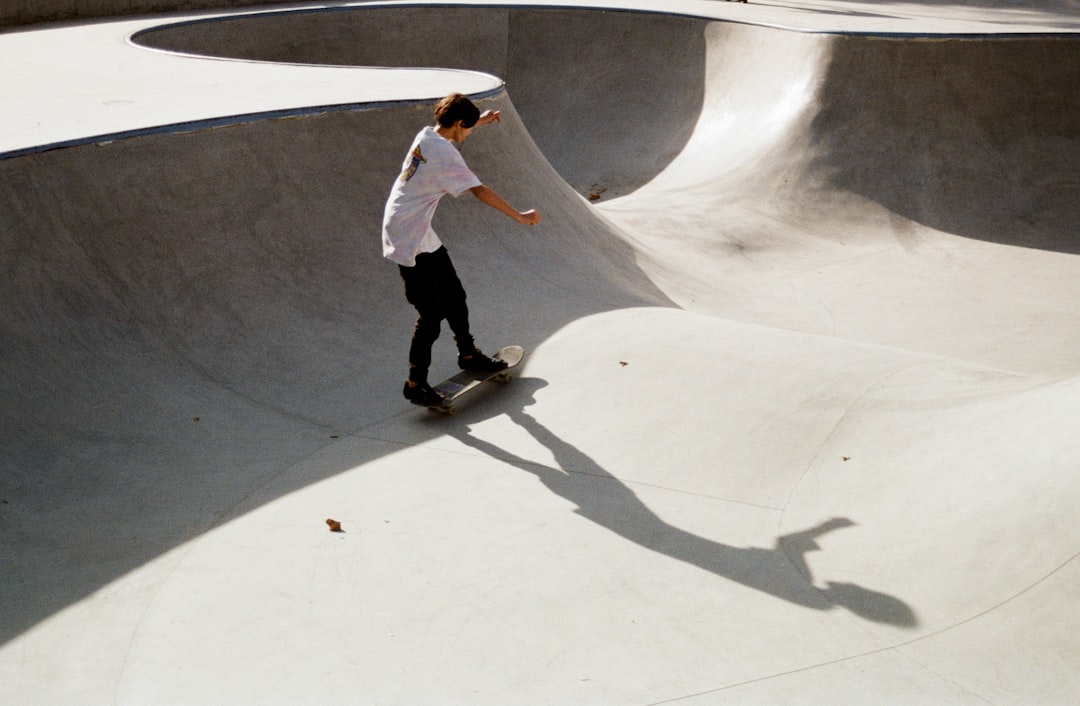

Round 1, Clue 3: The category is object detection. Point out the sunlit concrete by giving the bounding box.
[2,2,1079,704]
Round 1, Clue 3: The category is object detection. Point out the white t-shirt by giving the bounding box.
[381,126,482,267]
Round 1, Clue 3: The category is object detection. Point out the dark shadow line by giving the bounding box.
[446,378,917,627]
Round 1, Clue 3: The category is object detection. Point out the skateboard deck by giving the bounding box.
[427,345,524,415]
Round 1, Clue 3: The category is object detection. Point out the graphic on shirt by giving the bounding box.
[400,147,426,183]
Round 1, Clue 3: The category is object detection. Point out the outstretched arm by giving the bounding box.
[469,184,541,225]
[465,110,539,225]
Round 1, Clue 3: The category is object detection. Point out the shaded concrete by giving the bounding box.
[809,36,1080,252]
[0,98,668,647]
[132,6,711,199]
[2,2,1080,704]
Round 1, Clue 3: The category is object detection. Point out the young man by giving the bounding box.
[382,93,541,406]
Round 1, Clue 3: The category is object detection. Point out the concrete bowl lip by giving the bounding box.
[0,88,507,161]
[5,3,1080,703]
[126,0,1080,43]
[5,0,1079,161]
[2,4,514,161]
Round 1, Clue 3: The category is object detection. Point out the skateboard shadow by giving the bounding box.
[448,378,917,628]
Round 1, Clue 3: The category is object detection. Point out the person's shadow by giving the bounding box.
[446,378,916,627]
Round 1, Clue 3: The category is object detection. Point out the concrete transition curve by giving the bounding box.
[2,2,1079,704]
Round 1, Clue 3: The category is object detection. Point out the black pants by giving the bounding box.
[399,246,475,383]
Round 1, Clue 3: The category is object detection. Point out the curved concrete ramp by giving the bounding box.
[2,3,1080,704]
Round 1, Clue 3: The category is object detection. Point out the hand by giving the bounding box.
[478,110,501,125]
[517,209,541,226]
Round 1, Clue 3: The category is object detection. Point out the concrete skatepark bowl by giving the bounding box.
[2,1,1080,703]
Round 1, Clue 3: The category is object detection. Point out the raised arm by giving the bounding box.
[476,109,502,126]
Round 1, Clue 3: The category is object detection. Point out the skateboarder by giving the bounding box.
[382,93,541,406]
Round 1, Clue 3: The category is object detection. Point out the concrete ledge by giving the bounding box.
[0,0,293,29]
[4,2,1080,704]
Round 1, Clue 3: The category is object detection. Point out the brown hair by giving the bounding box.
[433,93,481,129]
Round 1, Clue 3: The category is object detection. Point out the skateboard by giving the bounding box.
[426,345,524,415]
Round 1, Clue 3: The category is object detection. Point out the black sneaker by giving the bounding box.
[403,381,446,407]
[458,349,508,373]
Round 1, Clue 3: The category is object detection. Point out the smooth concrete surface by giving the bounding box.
[2,0,285,29]
[2,2,1079,704]
[6,0,1080,32]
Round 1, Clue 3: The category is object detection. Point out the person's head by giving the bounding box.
[434,93,480,130]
